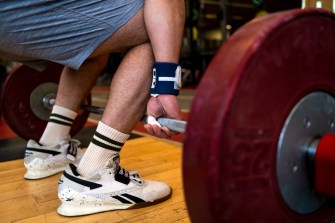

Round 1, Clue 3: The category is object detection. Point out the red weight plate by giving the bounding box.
[0,65,7,116]
[184,8,335,223]
[1,63,90,141]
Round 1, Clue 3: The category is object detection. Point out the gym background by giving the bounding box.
[0,1,335,223]
[0,0,333,87]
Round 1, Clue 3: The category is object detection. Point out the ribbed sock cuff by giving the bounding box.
[96,121,130,143]
[52,105,78,120]
[76,122,130,177]
[39,105,78,147]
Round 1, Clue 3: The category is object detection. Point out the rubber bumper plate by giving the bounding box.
[183,8,335,223]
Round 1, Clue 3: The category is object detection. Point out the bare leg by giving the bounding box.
[38,55,109,145]
[101,43,154,133]
[58,42,153,133]
[56,55,109,111]
[76,43,154,176]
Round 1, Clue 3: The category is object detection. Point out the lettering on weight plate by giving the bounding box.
[234,127,273,139]
[228,140,272,192]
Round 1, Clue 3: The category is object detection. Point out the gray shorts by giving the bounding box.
[0,0,144,70]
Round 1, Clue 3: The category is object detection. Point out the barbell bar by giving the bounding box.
[48,98,187,133]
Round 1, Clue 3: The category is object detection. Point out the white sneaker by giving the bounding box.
[57,156,172,216]
[24,137,84,179]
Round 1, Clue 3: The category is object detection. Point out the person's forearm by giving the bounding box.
[144,0,185,63]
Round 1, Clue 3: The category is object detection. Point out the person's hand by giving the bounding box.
[144,95,182,138]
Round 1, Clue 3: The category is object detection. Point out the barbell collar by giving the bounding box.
[306,139,319,166]
[277,92,334,214]
[43,94,56,111]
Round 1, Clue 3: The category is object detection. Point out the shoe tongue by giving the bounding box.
[105,155,120,170]
[58,136,71,145]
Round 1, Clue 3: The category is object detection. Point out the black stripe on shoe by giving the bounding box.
[26,147,61,156]
[91,138,122,152]
[63,166,102,190]
[112,194,146,204]
[69,163,81,176]
[121,194,146,203]
[112,195,133,204]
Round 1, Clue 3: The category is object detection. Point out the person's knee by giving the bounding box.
[80,54,109,72]
[62,54,109,81]
[133,43,154,60]
[90,8,149,57]
[87,54,109,67]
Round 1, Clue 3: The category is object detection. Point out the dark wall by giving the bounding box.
[264,0,302,12]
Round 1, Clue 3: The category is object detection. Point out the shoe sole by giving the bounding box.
[57,202,134,216]
[57,187,172,216]
[24,167,65,180]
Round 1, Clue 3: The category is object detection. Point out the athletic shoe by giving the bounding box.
[24,137,84,179]
[57,156,172,216]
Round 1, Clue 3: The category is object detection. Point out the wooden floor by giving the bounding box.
[0,137,190,223]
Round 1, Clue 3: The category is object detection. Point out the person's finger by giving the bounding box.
[144,124,154,135]
[161,126,174,137]
[151,124,162,136]
[146,115,162,127]
[162,126,180,137]
[144,124,170,138]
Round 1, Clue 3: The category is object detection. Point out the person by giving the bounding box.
[0,0,185,216]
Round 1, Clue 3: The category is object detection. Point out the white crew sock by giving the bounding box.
[39,105,78,147]
[77,121,130,177]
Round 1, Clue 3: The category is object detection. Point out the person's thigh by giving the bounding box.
[89,8,150,58]
[0,0,145,70]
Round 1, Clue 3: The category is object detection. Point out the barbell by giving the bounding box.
[1,7,335,223]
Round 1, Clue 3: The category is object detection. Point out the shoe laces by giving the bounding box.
[108,155,143,186]
[59,137,81,161]
[117,165,130,178]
